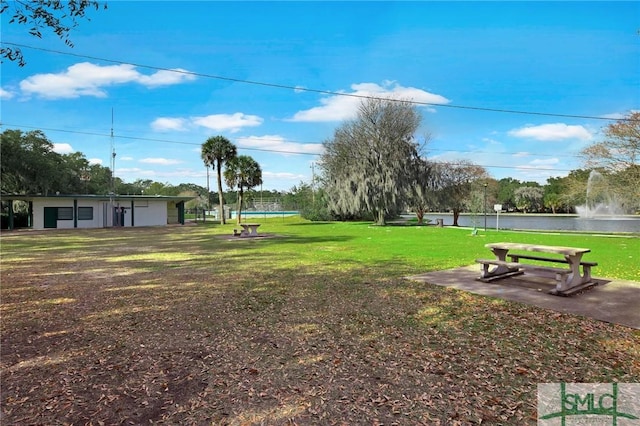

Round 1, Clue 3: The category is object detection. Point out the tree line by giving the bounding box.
[316,102,639,224]
[2,108,638,226]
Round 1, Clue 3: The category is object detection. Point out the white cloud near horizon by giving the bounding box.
[236,135,324,155]
[88,158,103,165]
[288,81,450,122]
[263,171,306,181]
[116,167,205,180]
[115,167,157,178]
[192,113,263,133]
[508,123,592,141]
[53,143,74,154]
[19,62,196,99]
[139,157,183,165]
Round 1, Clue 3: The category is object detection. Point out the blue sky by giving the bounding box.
[2,1,639,191]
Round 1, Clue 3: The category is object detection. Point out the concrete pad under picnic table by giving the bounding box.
[407,265,640,330]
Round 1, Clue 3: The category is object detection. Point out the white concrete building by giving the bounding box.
[2,194,194,230]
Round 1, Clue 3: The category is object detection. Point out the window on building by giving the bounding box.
[78,207,93,220]
[57,207,73,220]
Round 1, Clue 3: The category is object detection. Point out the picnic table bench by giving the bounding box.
[476,242,598,296]
[240,223,260,237]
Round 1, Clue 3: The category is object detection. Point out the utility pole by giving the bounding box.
[110,108,116,194]
[109,108,116,227]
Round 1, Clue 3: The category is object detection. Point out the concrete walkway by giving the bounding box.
[408,265,640,329]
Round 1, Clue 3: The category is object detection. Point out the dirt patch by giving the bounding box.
[2,227,638,425]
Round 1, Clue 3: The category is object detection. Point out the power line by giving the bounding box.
[1,121,587,161]
[2,41,637,122]
[0,122,580,175]
[0,122,322,156]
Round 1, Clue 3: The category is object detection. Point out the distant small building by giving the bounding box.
[1,194,195,230]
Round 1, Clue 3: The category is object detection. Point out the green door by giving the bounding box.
[44,207,57,228]
[177,201,185,225]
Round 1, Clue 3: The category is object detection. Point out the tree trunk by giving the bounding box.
[236,189,243,225]
[375,209,386,226]
[216,165,226,224]
[416,208,424,224]
[452,209,460,226]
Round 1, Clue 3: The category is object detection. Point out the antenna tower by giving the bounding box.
[110,108,116,194]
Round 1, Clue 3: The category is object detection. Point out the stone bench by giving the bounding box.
[475,258,571,283]
[508,253,597,267]
[507,253,597,284]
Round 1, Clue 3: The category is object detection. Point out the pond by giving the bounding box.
[419,213,640,234]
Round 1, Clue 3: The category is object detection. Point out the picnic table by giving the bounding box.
[476,242,598,296]
[240,223,261,237]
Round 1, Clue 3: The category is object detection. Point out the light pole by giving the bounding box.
[483,183,488,231]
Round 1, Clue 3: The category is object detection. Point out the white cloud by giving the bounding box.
[150,113,264,133]
[263,171,306,180]
[192,113,263,133]
[508,158,563,183]
[115,167,155,177]
[53,143,74,154]
[511,160,571,183]
[139,157,182,165]
[119,156,133,161]
[236,135,324,155]
[116,167,205,180]
[288,81,450,122]
[482,137,501,145]
[508,123,593,141]
[88,158,103,165]
[0,88,14,100]
[137,68,195,87]
[151,117,189,132]
[19,62,196,99]
[513,152,531,158]
[21,63,138,99]
[529,158,559,166]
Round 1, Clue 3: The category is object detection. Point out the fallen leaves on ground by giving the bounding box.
[1,227,638,425]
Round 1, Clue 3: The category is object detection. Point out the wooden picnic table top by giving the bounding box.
[485,242,590,257]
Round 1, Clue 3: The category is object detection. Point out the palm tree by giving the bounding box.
[201,136,237,224]
[223,155,263,225]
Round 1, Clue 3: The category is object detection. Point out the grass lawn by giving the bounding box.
[1,218,639,425]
